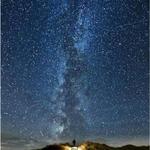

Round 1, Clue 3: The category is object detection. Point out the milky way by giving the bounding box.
[1,0,149,149]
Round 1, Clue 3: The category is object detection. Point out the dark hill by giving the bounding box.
[34,141,149,150]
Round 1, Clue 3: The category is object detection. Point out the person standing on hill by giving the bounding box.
[72,139,76,146]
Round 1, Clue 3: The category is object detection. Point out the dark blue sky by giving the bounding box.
[2,0,149,149]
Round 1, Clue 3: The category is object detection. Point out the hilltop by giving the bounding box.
[34,141,149,150]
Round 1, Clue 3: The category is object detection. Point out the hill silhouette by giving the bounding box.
[34,141,149,150]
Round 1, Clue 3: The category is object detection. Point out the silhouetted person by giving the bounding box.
[72,139,76,146]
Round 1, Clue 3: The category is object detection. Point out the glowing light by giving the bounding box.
[78,144,86,150]
[63,146,71,150]
[64,145,86,150]
[71,147,78,150]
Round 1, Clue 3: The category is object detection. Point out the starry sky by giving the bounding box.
[1,0,149,149]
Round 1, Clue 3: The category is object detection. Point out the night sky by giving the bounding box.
[2,0,149,149]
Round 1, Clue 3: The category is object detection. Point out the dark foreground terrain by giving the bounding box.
[34,141,149,150]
